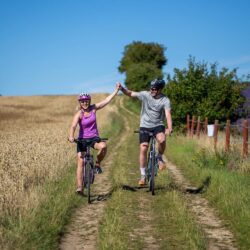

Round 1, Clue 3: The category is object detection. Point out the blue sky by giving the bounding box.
[1,0,250,96]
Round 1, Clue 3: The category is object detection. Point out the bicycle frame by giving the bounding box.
[82,146,95,204]
[73,138,108,203]
[146,133,158,195]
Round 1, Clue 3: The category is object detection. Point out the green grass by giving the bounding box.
[99,109,124,139]
[1,166,85,250]
[122,97,141,115]
[99,190,143,250]
[152,189,206,250]
[167,135,250,249]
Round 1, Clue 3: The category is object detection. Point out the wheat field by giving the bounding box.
[0,94,112,220]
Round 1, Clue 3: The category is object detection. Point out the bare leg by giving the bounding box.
[156,132,166,154]
[138,143,149,185]
[139,143,149,167]
[94,142,107,165]
[77,152,85,189]
[155,132,166,170]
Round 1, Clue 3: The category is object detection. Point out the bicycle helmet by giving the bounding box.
[78,93,91,101]
[150,79,165,89]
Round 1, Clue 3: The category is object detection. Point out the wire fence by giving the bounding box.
[186,114,249,159]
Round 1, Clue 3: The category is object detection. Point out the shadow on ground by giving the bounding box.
[120,176,211,195]
[86,176,211,203]
[185,176,211,194]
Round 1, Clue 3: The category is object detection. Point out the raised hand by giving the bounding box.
[116,82,123,90]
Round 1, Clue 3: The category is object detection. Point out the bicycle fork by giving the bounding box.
[147,144,158,179]
[83,155,95,187]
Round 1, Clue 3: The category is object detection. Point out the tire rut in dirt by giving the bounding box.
[60,98,128,250]
[166,159,237,250]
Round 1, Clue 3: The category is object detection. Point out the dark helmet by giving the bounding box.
[78,93,91,101]
[150,79,165,89]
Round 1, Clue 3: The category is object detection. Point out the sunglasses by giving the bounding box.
[79,100,90,103]
[150,88,159,91]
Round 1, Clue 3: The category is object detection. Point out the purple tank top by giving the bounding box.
[78,106,99,139]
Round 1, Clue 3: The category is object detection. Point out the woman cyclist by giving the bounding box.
[69,84,120,194]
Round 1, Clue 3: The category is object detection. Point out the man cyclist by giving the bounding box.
[68,84,119,194]
[118,79,172,185]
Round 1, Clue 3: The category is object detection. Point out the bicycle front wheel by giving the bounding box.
[149,153,156,195]
[85,161,92,203]
[150,154,156,195]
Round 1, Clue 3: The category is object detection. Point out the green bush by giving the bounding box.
[165,57,246,126]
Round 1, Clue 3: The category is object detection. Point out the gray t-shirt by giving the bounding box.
[136,91,171,128]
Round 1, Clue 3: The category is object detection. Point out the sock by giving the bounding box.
[140,167,146,176]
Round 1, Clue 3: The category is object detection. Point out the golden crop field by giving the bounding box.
[0,94,111,220]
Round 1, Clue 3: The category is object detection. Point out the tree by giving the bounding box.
[125,63,163,91]
[165,56,246,126]
[119,41,167,90]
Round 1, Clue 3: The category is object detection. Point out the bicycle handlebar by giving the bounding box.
[68,138,109,143]
[134,130,173,136]
[134,130,154,136]
[75,138,108,143]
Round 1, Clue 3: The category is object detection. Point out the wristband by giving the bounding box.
[121,86,126,92]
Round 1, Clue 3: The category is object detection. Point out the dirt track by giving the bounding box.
[59,96,237,250]
[59,98,128,250]
[166,160,237,250]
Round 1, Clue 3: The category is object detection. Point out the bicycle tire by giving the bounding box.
[85,161,92,203]
[147,150,151,182]
[150,152,156,195]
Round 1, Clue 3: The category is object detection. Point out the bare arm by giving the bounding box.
[165,108,173,135]
[95,84,119,110]
[118,82,139,97]
[68,111,81,142]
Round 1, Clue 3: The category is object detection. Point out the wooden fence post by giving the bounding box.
[204,117,208,135]
[242,119,249,158]
[225,119,231,152]
[191,115,195,137]
[214,120,219,150]
[196,116,201,138]
[187,114,190,136]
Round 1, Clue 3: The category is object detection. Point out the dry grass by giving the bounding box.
[0,94,112,220]
[190,132,250,172]
[193,132,244,155]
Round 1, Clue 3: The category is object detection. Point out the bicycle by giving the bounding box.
[134,131,158,195]
[74,138,108,203]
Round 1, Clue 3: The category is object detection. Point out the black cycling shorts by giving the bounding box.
[139,125,165,144]
[77,137,101,153]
